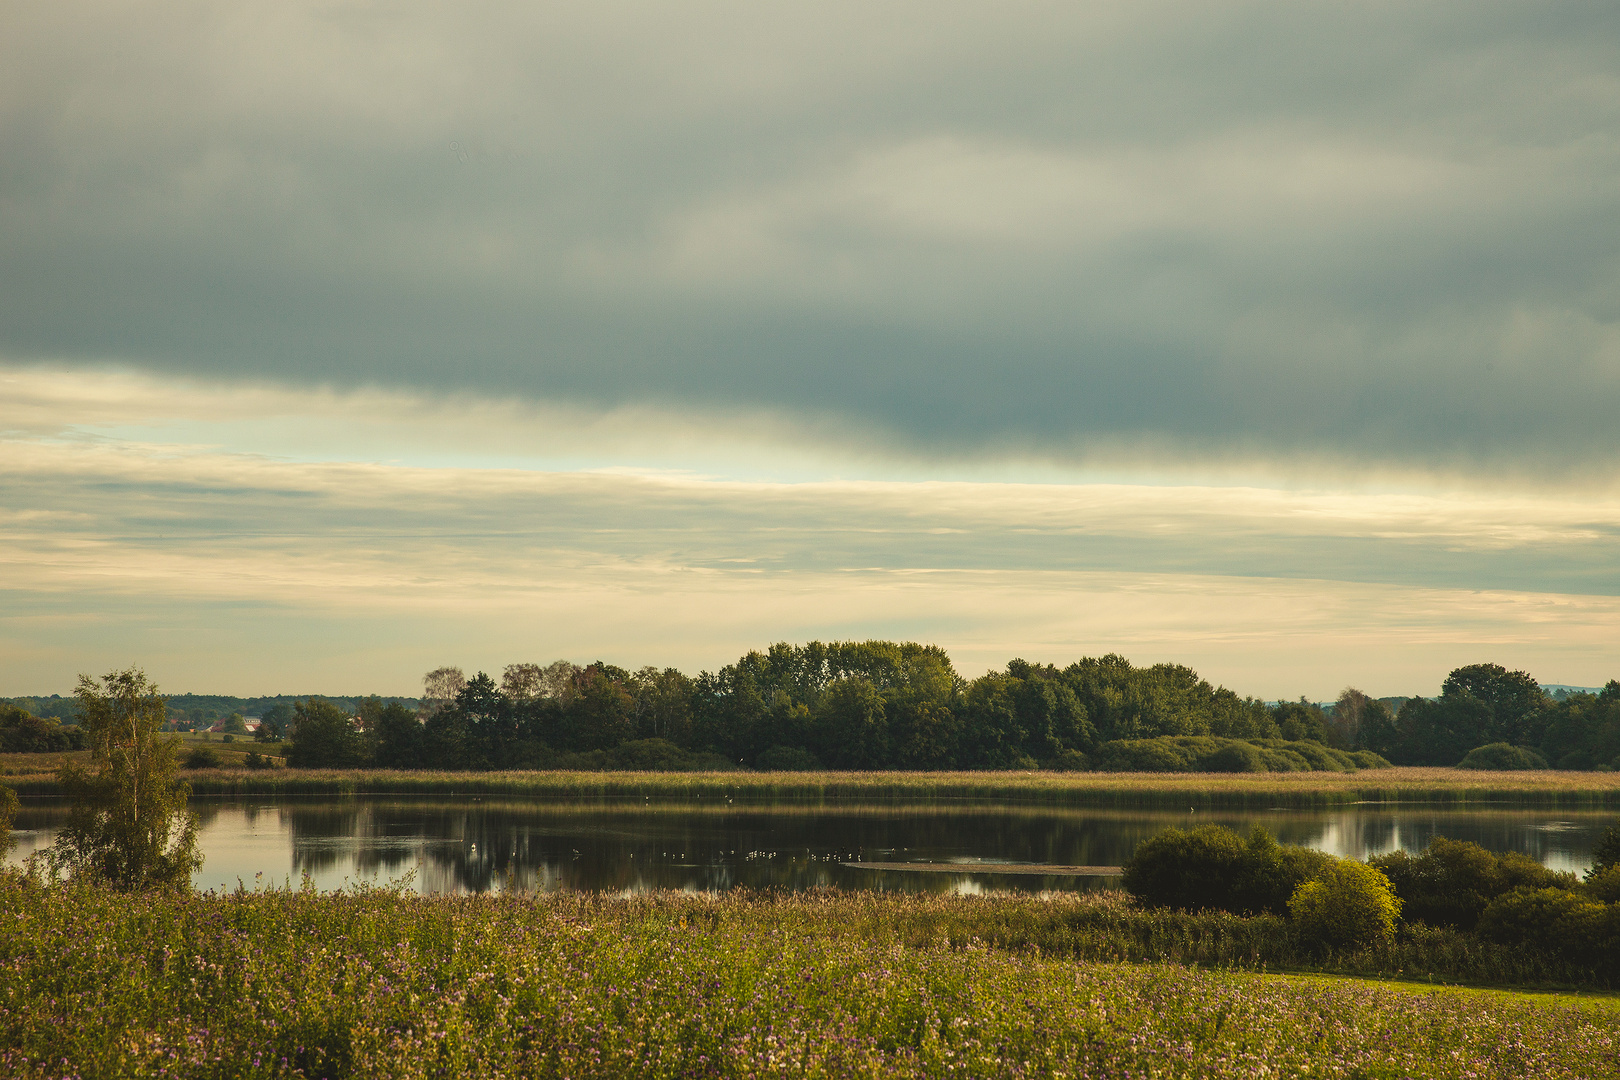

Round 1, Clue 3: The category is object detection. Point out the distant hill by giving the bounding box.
[1544,684,1607,700]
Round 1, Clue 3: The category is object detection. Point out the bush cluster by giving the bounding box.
[1369,837,1572,930]
[1455,742,1549,771]
[1094,736,1387,774]
[1124,823,1620,968]
[1122,825,1334,916]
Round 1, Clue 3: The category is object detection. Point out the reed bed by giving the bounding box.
[1,879,1614,1079]
[12,765,1620,807]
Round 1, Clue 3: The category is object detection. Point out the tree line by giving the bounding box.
[278,642,1389,772]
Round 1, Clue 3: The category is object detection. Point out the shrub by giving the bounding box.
[1095,740,1195,773]
[1478,887,1617,967]
[1202,742,1265,773]
[1348,750,1392,769]
[1289,860,1402,949]
[1557,749,1596,771]
[1456,743,1549,770]
[1045,748,1091,772]
[1286,742,1354,773]
[242,751,275,771]
[606,739,698,771]
[755,745,823,771]
[1258,748,1310,771]
[1123,825,1332,916]
[1591,823,1620,875]
[183,746,223,770]
[1584,866,1620,904]
[1370,837,1575,929]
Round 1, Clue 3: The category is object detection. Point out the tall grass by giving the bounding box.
[12,765,1620,807]
[2,878,1616,1079]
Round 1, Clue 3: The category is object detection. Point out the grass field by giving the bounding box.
[1,736,286,783]
[9,762,1620,807]
[1,879,1613,1079]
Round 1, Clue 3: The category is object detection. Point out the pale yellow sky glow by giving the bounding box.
[4,365,1617,698]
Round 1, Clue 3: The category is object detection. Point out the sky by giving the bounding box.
[3,1,1619,698]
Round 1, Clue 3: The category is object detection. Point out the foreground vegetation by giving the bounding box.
[2,879,1617,1079]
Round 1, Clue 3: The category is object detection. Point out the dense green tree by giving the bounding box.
[1357,699,1398,756]
[0,703,86,752]
[1442,664,1548,746]
[255,702,293,743]
[285,699,368,768]
[1376,664,1551,765]
[631,667,695,743]
[813,678,889,769]
[1538,682,1620,770]
[1271,699,1329,743]
[46,669,201,890]
[359,696,424,769]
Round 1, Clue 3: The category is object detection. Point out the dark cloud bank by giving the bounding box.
[2,0,1618,473]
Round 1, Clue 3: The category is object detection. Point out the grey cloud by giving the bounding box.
[2,1,1618,473]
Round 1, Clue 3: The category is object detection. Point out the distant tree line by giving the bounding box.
[0,702,86,752]
[1341,664,1620,770]
[277,643,1382,772]
[9,647,1610,772]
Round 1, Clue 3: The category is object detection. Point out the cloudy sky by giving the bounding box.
[3,1,1618,697]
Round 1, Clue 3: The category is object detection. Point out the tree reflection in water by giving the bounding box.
[265,799,1617,895]
[8,799,1610,893]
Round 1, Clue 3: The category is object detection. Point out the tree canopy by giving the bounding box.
[45,669,200,890]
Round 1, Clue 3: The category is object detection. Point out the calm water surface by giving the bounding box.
[7,797,1613,894]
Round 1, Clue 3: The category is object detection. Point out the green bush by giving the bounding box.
[1095,739,1196,773]
[1584,866,1620,904]
[1258,748,1310,771]
[1202,742,1265,773]
[183,746,222,770]
[1478,887,1618,967]
[1288,860,1402,949]
[1287,742,1354,772]
[755,745,823,771]
[1348,750,1393,769]
[1370,837,1575,929]
[1044,748,1091,772]
[1591,823,1620,875]
[1123,825,1332,916]
[1456,742,1549,770]
[607,738,703,771]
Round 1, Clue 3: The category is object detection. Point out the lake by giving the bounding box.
[6,796,1613,894]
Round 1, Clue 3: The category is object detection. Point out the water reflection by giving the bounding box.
[6,798,1615,894]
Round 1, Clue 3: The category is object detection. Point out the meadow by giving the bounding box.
[1,879,1615,1079]
[9,762,1620,808]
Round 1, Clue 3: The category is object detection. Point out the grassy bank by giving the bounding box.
[10,764,1620,807]
[1,880,1613,1079]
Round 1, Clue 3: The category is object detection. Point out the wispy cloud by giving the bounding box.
[3,368,1618,694]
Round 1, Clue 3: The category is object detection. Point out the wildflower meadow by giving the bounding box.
[2,879,1616,1079]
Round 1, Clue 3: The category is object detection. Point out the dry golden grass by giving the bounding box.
[7,764,1613,806]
